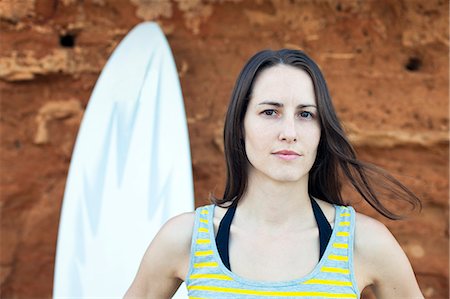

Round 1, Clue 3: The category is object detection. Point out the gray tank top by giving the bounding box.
[185,204,360,298]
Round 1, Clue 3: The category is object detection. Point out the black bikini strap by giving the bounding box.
[215,198,332,271]
[310,197,333,259]
[215,203,236,270]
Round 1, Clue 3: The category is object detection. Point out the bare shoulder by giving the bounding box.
[353,211,399,267]
[353,212,395,257]
[354,211,387,236]
[353,212,424,298]
[124,212,196,298]
[140,211,196,277]
[160,212,196,243]
[156,212,196,262]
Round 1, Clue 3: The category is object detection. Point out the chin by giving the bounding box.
[249,165,307,183]
[270,173,305,183]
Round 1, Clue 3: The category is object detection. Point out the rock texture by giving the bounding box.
[0,0,448,298]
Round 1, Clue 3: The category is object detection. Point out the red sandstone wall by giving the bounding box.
[0,0,448,298]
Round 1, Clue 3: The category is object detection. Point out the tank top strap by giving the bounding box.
[302,205,359,296]
[187,205,231,284]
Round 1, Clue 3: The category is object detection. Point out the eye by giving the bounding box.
[299,111,314,118]
[261,109,278,117]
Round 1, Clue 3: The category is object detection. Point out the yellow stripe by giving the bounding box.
[328,254,349,261]
[200,210,209,215]
[339,221,350,226]
[199,218,208,224]
[187,286,356,298]
[189,274,233,281]
[196,239,210,245]
[304,279,353,286]
[340,213,351,217]
[198,227,209,233]
[189,297,209,299]
[193,262,218,268]
[337,231,349,237]
[321,266,350,274]
[194,250,214,257]
[333,243,348,249]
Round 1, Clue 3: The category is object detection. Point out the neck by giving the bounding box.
[236,169,315,230]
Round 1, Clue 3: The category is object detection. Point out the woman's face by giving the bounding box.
[243,64,321,184]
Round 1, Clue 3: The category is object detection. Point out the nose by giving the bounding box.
[278,117,297,143]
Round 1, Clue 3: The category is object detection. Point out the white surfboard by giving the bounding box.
[53,22,194,298]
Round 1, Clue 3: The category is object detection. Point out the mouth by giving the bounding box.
[272,150,302,161]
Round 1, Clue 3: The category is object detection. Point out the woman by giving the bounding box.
[124,49,424,298]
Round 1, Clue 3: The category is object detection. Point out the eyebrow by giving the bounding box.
[257,101,317,109]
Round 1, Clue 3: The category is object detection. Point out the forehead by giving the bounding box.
[250,64,316,104]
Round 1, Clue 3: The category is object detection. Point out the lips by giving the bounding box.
[273,150,300,156]
[272,150,301,161]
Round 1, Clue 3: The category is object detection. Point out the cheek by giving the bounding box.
[311,131,321,163]
[303,126,321,158]
[309,124,321,145]
[245,131,263,154]
[313,131,321,150]
[244,130,273,162]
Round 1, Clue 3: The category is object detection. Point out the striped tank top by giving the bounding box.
[185,204,360,299]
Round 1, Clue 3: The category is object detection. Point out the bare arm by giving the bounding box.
[124,212,194,299]
[355,214,424,299]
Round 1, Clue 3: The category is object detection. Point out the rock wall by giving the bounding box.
[0,0,448,298]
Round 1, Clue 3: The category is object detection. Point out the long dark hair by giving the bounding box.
[212,49,421,220]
